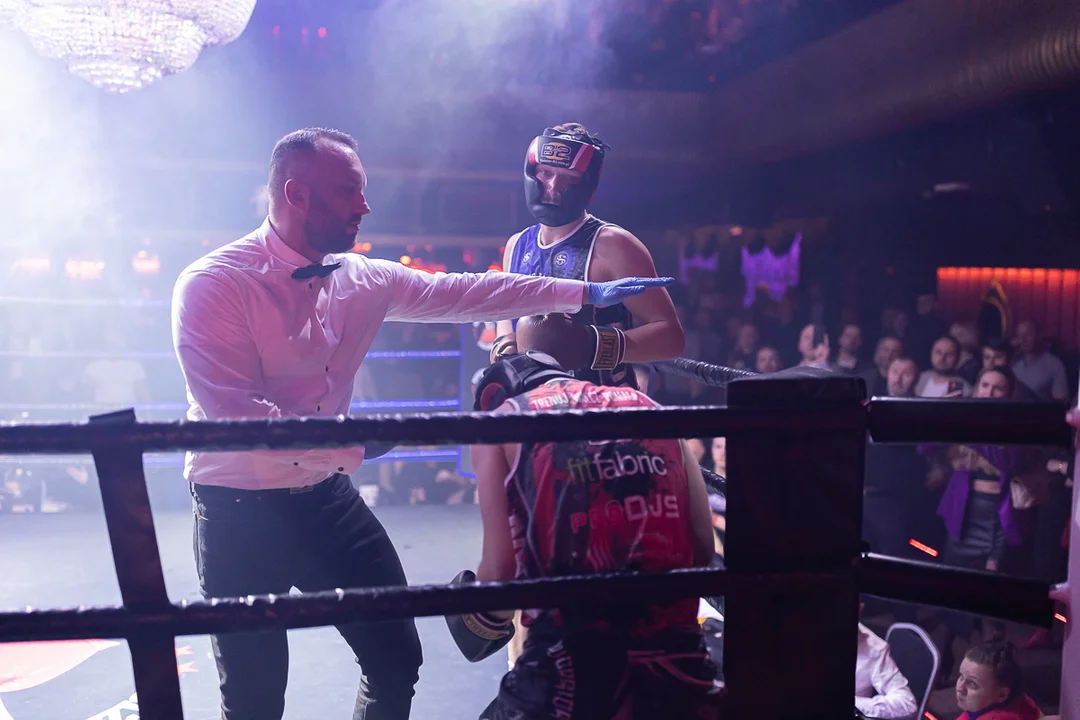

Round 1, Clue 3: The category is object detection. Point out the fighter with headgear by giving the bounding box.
[447,313,722,720]
[490,123,685,391]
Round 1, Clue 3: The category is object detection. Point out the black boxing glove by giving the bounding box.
[444,570,515,662]
[489,333,518,364]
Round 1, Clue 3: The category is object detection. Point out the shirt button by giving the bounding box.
[317,405,321,411]
[325,366,329,372]
[293,462,299,467]
[338,467,345,472]
[308,282,313,289]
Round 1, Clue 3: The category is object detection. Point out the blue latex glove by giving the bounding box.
[587,277,674,306]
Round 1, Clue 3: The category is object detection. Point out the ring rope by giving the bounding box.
[0,402,1064,455]
[0,554,1052,644]
[655,357,759,387]
[0,349,464,360]
[0,399,463,414]
[0,447,463,467]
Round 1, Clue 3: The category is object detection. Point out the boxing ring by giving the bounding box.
[0,357,1073,719]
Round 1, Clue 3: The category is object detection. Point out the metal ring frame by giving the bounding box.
[0,360,1069,719]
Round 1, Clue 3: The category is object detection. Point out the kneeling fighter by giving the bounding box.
[448,314,722,720]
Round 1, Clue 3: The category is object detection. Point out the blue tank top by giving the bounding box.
[509,215,637,388]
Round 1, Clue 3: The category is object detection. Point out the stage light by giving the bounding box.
[318,27,327,38]
[131,250,161,275]
[64,259,105,280]
[13,257,50,273]
[400,255,412,266]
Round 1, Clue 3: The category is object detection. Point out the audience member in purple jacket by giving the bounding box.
[917,366,1021,683]
[936,444,1021,564]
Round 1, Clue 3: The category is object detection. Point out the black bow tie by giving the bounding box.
[291,262,341,280]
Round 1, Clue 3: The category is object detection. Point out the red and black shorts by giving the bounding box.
[479,625,723,720]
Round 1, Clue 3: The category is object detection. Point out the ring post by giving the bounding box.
[89,410,184,720]
[724,367,866,719]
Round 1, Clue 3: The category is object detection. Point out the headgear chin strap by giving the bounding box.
[524,128,606,227]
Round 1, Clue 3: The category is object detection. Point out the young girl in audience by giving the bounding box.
[955,641,1043,720]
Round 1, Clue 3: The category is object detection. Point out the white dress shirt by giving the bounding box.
[855,623,918,719]
[172,219,585,490]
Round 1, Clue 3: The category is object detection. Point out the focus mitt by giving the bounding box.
[444,570,515,663]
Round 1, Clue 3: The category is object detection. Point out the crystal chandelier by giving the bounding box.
[0,1,258,93]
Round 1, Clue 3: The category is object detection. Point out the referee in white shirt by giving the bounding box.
[171,127,671,720]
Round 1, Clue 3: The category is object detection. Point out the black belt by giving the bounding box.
[191,473,343,500]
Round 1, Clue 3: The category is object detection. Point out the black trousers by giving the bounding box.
[480,624,722,720]
[192,474,423,720]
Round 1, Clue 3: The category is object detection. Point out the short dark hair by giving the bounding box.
[982,336,1012,358]
[964,641,1023,696]
[268,127,359,197]
[934,334,961,353]
[977,365,1017,395]
[550,122,609,151]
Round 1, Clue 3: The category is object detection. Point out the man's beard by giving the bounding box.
[304,215,357,255]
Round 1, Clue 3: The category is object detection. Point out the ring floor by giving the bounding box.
[0,506,504,720]
[0,506,1063,720]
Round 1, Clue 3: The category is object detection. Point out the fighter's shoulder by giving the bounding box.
[592,224,654,265]
[503,229,529,262]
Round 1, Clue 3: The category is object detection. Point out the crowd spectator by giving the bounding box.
[951,322,982,385]
[795,323,830,369]
[832,323,865,374]
[855,621,918,719]
[955,642,1043,720]
[915,336,972,397]
[755,345,782,374]
[1012,320,1069,401]
[728,321,759,370]
[930,366,1021,679]
[862,357,921,559]
[862,335,903,398]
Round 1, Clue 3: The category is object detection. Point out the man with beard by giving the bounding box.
[490,123,684,392]
[451,313,720,720]
[172,128,671,720]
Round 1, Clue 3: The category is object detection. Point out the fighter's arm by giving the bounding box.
[591,226,685,363]
[682,439,716,567]
[472,406,519,583]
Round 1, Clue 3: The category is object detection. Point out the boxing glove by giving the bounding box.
[444,570,515,663]
[489,333,518,364]
[517,313,626,371]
